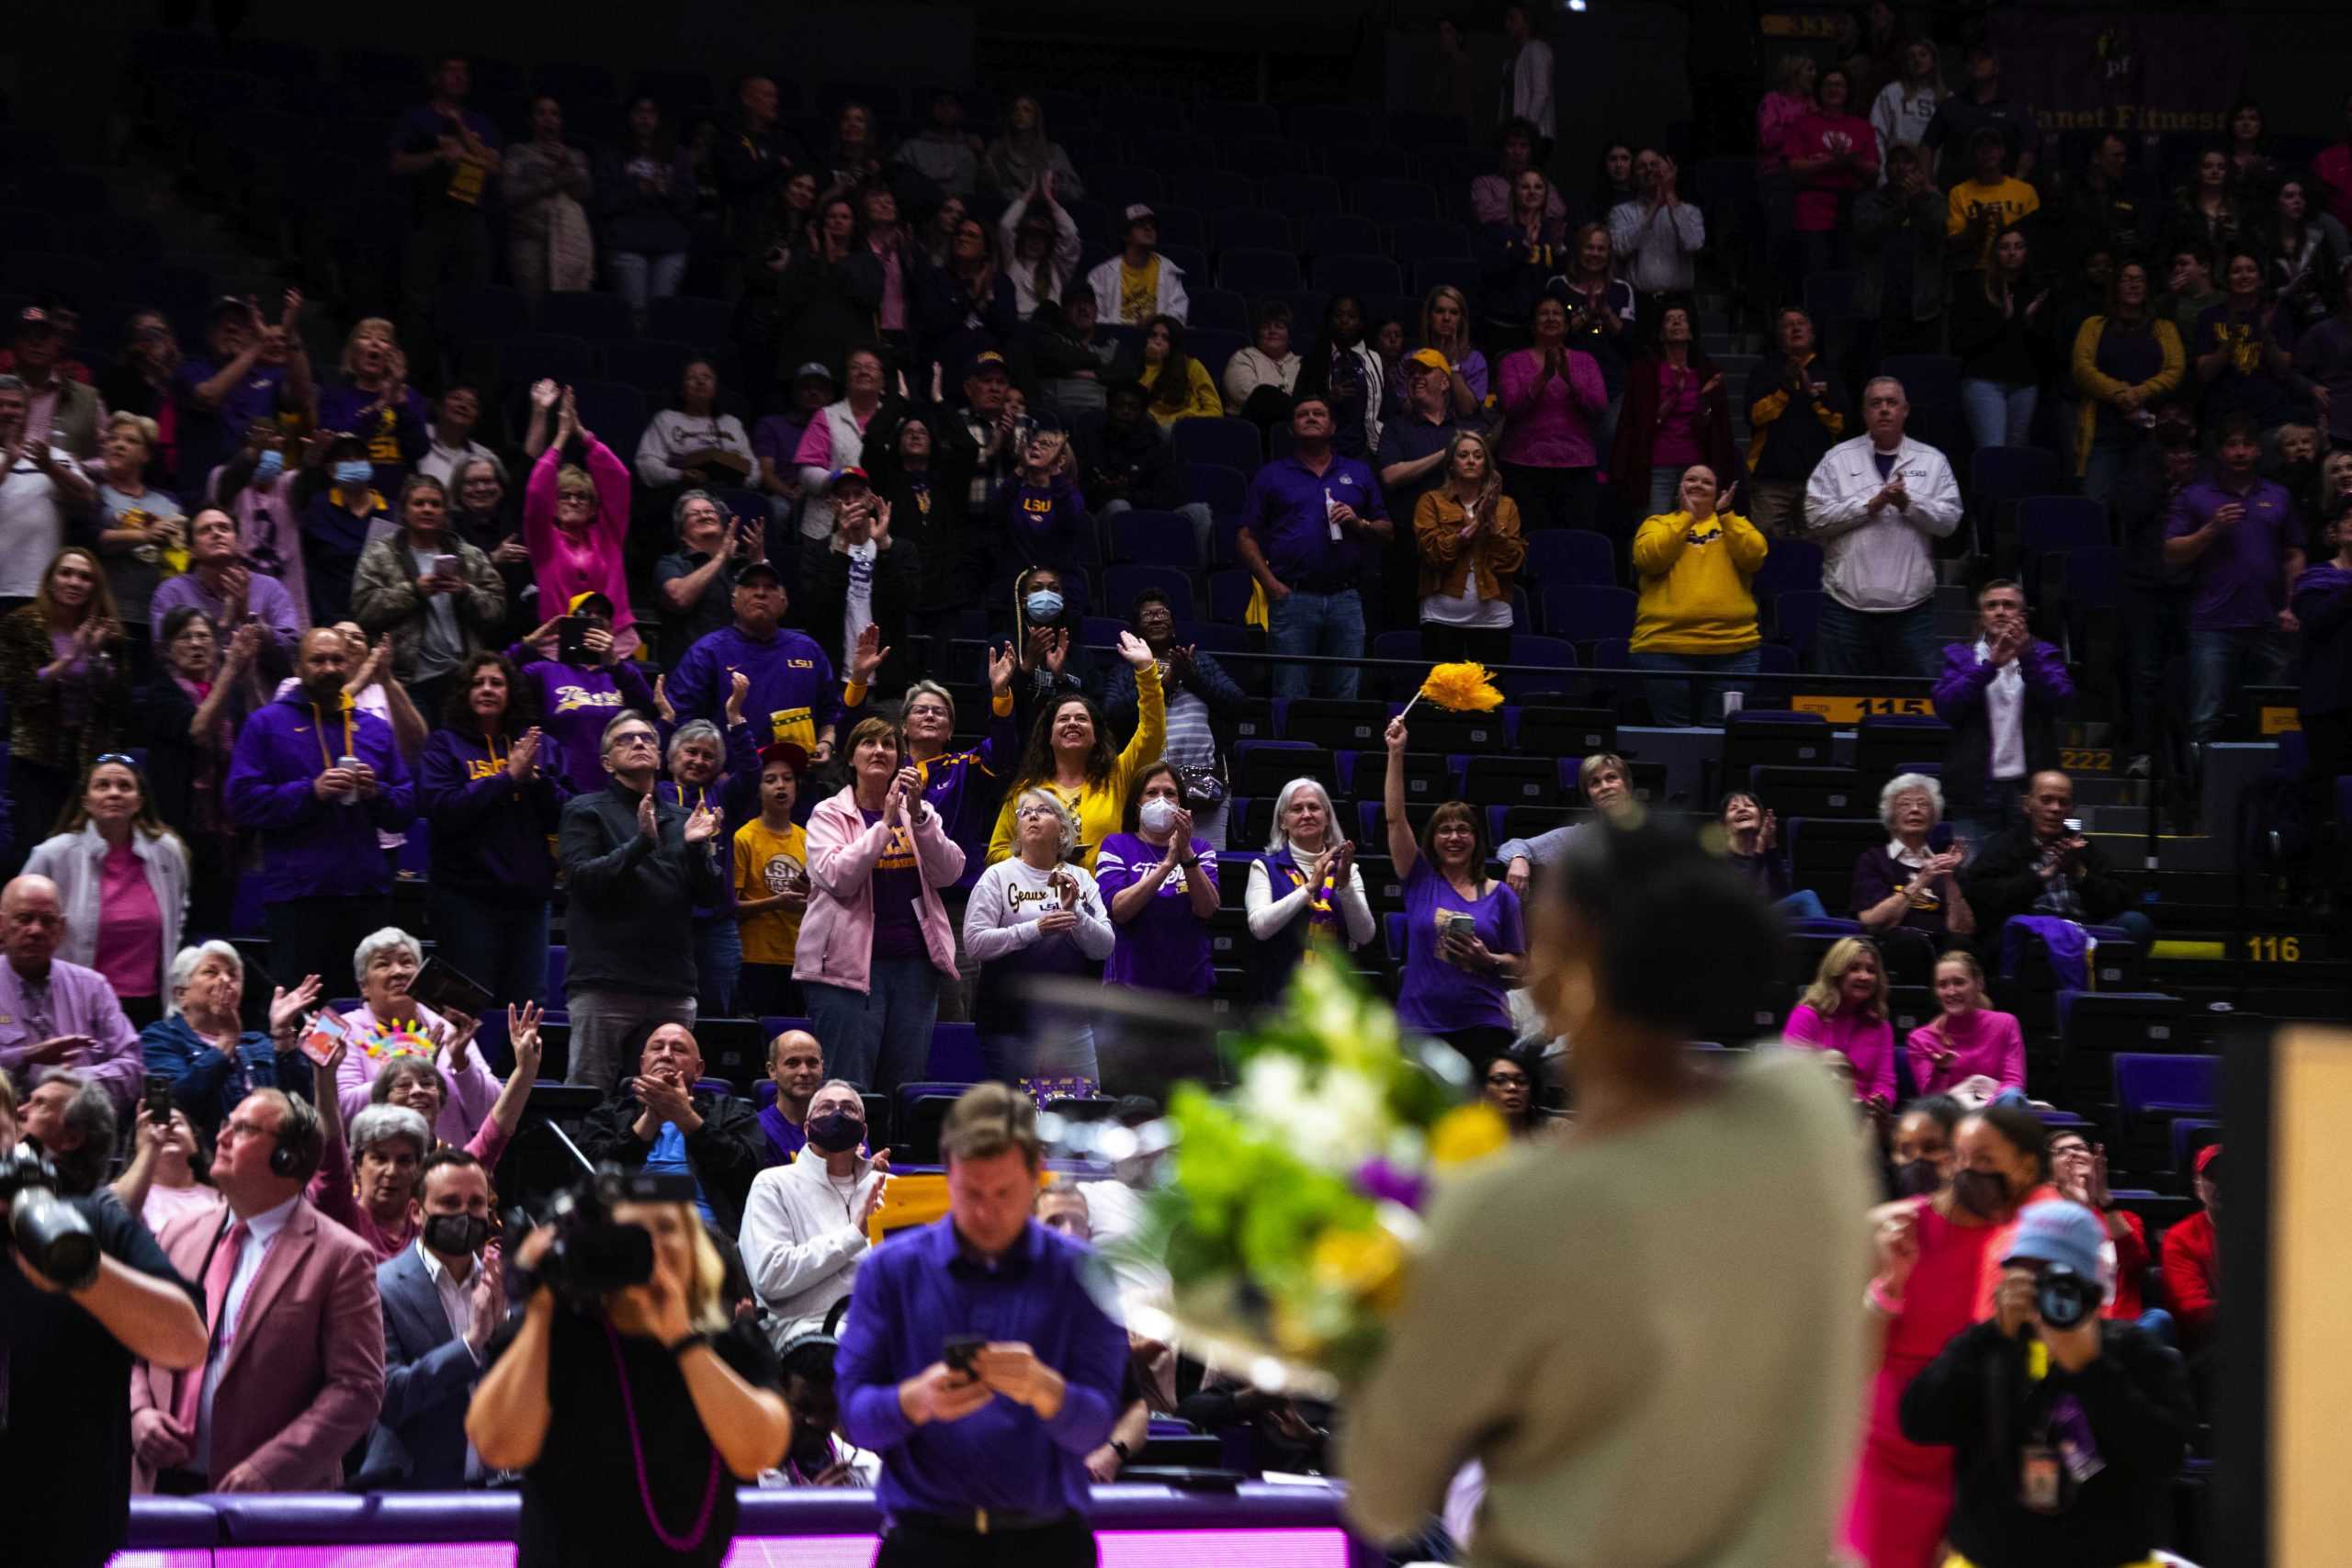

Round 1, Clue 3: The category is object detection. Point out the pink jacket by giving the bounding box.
[524,434,637,642]
[1782,1001,1896,1106]
[794,785,967,994]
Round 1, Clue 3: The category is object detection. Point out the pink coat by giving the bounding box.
[1907,1007,2027,1097]
[130,1198,386,1492]
[524,434,637,644]
[793,785,967,994]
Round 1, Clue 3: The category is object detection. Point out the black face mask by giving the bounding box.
[423,1212,492,1257]
[1951,1168,2011,1218]
[805,1110,864,1155]
[1893,1158,1944,1198]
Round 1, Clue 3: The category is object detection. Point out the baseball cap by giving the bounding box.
[566,590,615,617]
[758,739,811,776]
[1122,202,1157,226]
[738,559,786,587]
[15,306,56,337]
[2194,1143,2223,1178]
[793,361,835,384]
[827,465,871,491]
[965,348,1010,380]
[2002,1200,2109,1293]
[1405,347,1452,377]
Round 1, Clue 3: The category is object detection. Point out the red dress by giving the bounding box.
[1842,1198,2001,1568]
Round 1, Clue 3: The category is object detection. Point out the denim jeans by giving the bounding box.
[425,888,550,1009]
[563,987,696,1091]
[803,958,943,1094]
[693,912,742,1019]
[1268,588,1365,700]
[1961,378,2039,451]
[2186,626,2294,746]
[608,250,687,314]
[1630,647,1760,726]
[1813,597,1940,679]
[1646,468,1684,519]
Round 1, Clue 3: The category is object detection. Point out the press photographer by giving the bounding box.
[1899,1201,2195,1568]
[0,1076,209,1568]
[465,1165,792,1568]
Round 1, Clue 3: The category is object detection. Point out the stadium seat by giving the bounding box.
[1459,755,1559,807]
[1854,715,1955,778]
[1103,564,1193,621]
[1171,417,1263,475]
[646,295,733,348]
[570,381,649,460]
[1205,569,1256,626]
[2113,1053,2219,1172]
[1094,165,1165,209]
[438,283,532,346]
[601,337,699,393]
[894,1083,977,1165]
[1188,287,1249,333]
[1802,270,1862,323]
[1266,173,1343,217]
[1312,254,1404,299]
[2055,990,2188,1108]
[1216,136,1312,176]
[1414,257,1481,298]
[1351,178,1438,224]
[1216,248,1302,296]
[537,290,633,343]
[1186,463,1249,521]
[1515,705,1617,758]
[1234,741,1335,796]
[1209,208,1292,254]
[1298,214,1381,259]
[1106,511,1204,570]
[1388,219,1475,263]
[1283,699,1390,751]
[494,333,595,389]
[1774,589,1824,660]
[2017,494,2110,568]
[1290,105,1377,147]
[1522,529,1614,587]
[1538,584,1636,641]
[1200,100,1282,139]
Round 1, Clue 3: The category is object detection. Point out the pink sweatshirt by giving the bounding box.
[524,434,637,648]
[1782,1001,1896,1106]
[1496,347,1609,470]
[1907,1007,2027,1097]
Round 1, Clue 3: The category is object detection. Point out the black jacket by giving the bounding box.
[1743,352,1849,484]
[797,532,920,687]
[1078,413,1185,513]
[556,783,724,999]
[1964,822,2134,935]
[1100,649,1248,754]
[1899,1319,2192,1568]
[581,1087,767,1238]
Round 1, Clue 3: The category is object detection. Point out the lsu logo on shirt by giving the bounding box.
[465,757,504,783]
[1021,492,1056,519]
[551,685,623,716]
[760,851,806,896]
[1683,521,1724,549]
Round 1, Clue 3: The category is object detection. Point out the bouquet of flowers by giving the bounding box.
[1124,962,1510,1393]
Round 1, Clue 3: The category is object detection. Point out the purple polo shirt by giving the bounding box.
[2164,476,2299,631]
[0,957,143,1109]
[1239,451,1388,592]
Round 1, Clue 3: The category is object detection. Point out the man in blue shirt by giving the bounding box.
[837,1082,1127,1565]
[1237,392,1392,701]
[578,1021,766,1237]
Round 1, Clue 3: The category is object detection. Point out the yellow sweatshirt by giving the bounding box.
[986,662,1165,870]
[1630,509,1769,654]
[1141,356,1226,424]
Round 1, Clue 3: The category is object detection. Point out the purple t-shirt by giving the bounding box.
[1397,858,1524,1035]
[752,413,811,472]
[863,809,928,961]
[1094,832,1216,996]
[2163,477,2298,631]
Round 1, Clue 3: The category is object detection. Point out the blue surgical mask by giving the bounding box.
[333,459,373,487]
[1023,590,1064,623]
[253,447,286,480]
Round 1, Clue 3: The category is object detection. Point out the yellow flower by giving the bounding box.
[1430,1104,1510,1168]
[1310,1225,1408,1313]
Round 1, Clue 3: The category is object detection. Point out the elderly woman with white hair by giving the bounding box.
[330,925,505,1145]
[1849,771,1975,948]
[962,786,1115,1083]
[139,941,322,1137]
[661,713,758,1018]
[1245,775,1377,998]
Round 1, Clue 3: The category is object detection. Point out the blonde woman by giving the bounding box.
[319,318,428,491]
[1413,430,1524,665]
[523,381,639,657]
[1782,935,1896,1108]
[1419,284,1488,412]
[469,1199,792,1566]
[90,411,187,624]
[1629,464,1768,727]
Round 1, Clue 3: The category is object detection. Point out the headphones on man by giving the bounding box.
[269,1091,326,1181]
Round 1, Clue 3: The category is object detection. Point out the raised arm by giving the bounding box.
[1382,716,1418,874]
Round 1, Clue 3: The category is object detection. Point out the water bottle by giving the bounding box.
[336,753,362,806]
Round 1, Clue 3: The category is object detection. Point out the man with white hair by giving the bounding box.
[739,1077,888,1342]
[1803,376,1963,678]
[0,873,142,1111]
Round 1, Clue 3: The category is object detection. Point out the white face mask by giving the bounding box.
[1138,796,1181,836]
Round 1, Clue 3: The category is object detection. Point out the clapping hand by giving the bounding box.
[531,378,560,412]
[725,670,752,727]
[507,727,543,782]
[1116,629,1154,669]
[1159,807,1195,863]
[1873,1204,1921,1291]
[268,975,323,1036]
[464,1247,504,1354]
[988,639,1015,694]
[885,766,922,829]
[849,622,888,685]
[652,672,676,723]
[637,788,660,842]
[683,804,722,844]
[631,1068,697,1129]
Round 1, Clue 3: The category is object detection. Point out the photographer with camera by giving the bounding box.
[1899,1201,2193,1568]
[835,1081,1128,1567]
[466,1170,793,1567]
[129,1088,386,1493]
[2,1078,209,1568]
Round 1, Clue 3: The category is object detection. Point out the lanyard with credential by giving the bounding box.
[310,695,358,771]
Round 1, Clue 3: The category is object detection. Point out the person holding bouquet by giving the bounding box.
[1383,716,1526,1074]
[1343,818,1873,1565]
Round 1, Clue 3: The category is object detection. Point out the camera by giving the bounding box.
[533,1164,698,1309]
[0,1143,99,1291]
[2035,1264,2099,1330]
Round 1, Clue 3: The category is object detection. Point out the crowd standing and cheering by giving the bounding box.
[2,7,2333,1565]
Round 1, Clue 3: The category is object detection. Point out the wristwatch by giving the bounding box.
[1108,1438,1133,1462]
[667,1331,709,1359]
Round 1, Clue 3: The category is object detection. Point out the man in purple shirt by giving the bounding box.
[1236,393,1393,702]
[665,561,842,761]
[389,56,503,368]
[172,296,311,503]
[837,1083,1126,1566]
[2163,414,2305,748]
[149,509,302,670]
[0,874,141,1111]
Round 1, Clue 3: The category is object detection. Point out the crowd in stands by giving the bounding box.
[1,11,2324,1565]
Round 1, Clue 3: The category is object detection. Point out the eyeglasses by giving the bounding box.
[1014,804,1059,819]
[222,1116,278,1142]
[1485,1073,1528,1088]
[607,732,659,751]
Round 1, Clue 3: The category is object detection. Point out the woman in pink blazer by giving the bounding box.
[794,714,966,1095]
